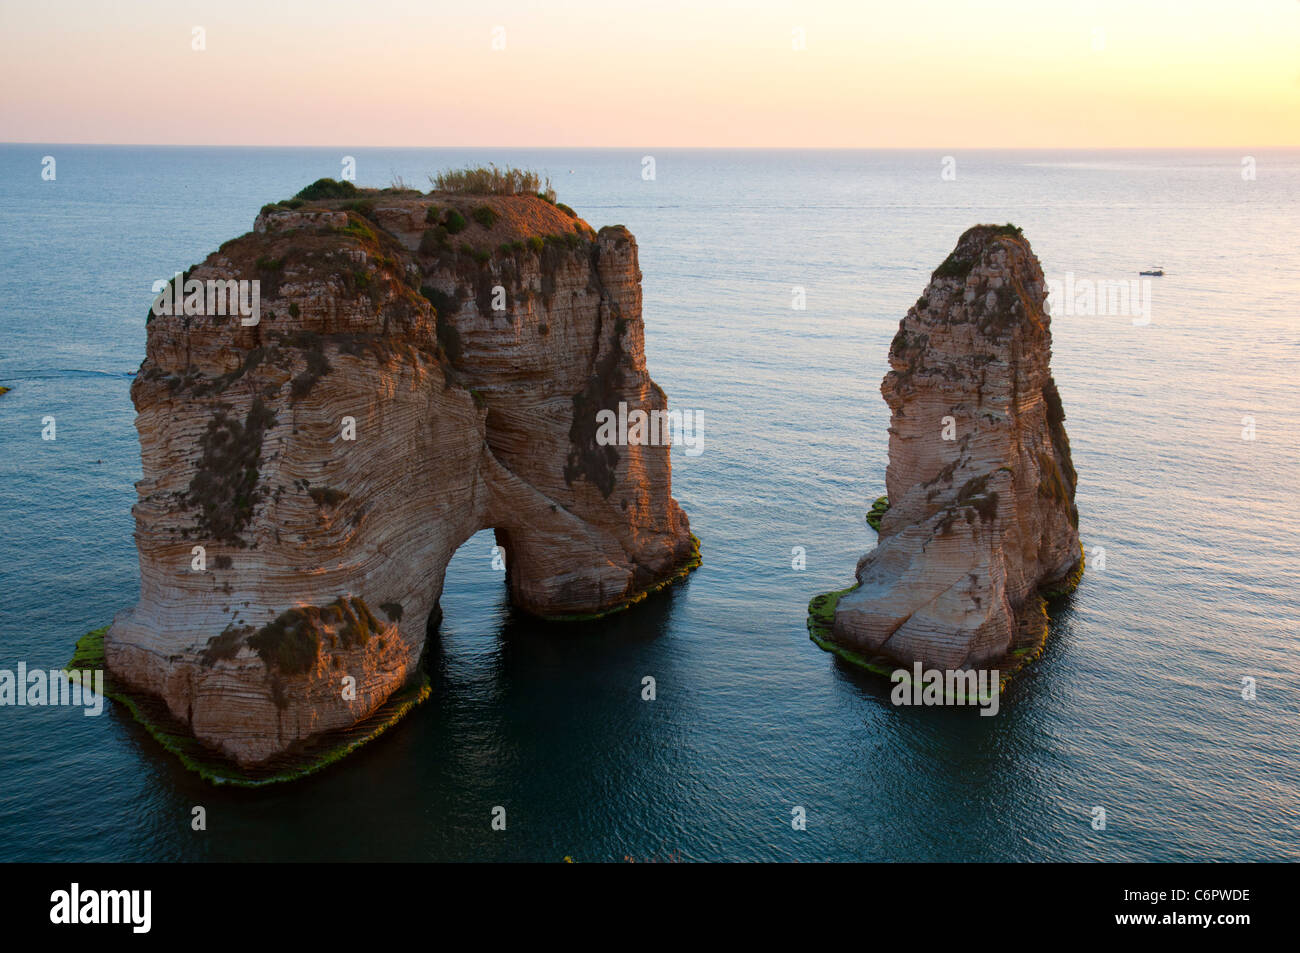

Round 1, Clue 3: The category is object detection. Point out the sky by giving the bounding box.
[1,0,1297,148]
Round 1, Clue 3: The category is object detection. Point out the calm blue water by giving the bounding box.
[1,146,1297,861]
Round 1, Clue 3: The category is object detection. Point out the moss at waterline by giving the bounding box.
[67,625,109,671]
[66,626,430,787]
[806,542,1084,698]
[866,495,889,532]
[805,584,898,680]
[541,534,702,622]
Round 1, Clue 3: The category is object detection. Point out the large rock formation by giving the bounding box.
[105,183,696,768]
[818,225,1082,674]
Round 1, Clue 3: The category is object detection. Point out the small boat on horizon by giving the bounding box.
[1139,268,1164,276]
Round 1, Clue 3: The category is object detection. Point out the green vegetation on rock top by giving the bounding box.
[295,178,360,201]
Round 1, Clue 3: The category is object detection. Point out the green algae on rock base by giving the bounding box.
[540,534,702,622]
[806,541,1085,698]
[865,495,889,532]
[806,584,904,680]
[67,626,430,787]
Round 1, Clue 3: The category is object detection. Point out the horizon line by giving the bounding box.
[3,141,1297,152]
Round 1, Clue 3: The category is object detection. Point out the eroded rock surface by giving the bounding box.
[828,225,1082,671]
[106,188,694,766]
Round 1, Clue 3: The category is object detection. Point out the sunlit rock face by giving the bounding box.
[105,190,694,766]
[831,225,1082,670]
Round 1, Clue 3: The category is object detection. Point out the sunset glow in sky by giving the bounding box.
[2,0,1297,147]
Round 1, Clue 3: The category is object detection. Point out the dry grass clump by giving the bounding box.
[429,164,551,197]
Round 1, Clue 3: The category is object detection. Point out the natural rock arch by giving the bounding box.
[104,187,697,770]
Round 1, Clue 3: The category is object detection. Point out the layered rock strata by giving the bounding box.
[815,225,1082,675]
[105,185,696,768]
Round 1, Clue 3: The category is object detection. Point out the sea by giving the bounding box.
[0,146,1297,861]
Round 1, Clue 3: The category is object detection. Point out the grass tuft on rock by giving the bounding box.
[430,164,548,196]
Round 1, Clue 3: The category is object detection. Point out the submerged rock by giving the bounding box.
[106,185,696,769]
[820,225,1082,674]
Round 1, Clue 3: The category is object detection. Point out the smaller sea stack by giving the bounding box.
[811,225,1083,677]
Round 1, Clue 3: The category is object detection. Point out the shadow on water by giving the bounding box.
[815,597,1088,860]
[496,580,688,662]
[423,564,691,707]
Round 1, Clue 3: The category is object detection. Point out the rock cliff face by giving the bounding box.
[105,186,695,768]
[822,225,1082,673]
